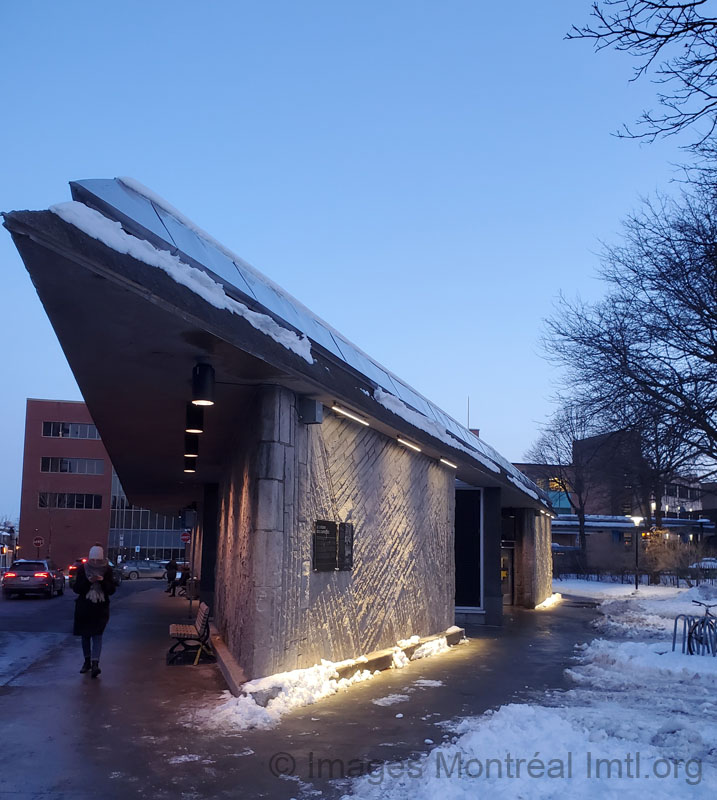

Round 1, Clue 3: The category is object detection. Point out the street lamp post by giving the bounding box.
[631,516,644,592]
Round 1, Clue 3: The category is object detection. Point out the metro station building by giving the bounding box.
[4,179,552,680]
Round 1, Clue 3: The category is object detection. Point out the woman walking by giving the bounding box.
[73,544,115,678]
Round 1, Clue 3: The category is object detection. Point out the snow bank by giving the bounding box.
[411,636,449,660]
[344,701,714,799]
[199,660,375,731]
[50,201,314,364]
[197,632,459,731]
[568,638,717,689]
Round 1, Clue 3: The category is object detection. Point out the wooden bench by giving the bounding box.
[167,601,213,665]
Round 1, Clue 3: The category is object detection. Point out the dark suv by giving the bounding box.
[2,559,65,598]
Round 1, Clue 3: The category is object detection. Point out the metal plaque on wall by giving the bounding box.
[338,522,354,570]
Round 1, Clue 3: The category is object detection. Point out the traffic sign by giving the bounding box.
[33,536,44,548]
[181,531,191,544]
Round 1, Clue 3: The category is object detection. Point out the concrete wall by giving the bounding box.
[514,510,552,608]
[213,385,456,679]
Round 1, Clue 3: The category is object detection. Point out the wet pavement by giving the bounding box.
[0,584,597,799]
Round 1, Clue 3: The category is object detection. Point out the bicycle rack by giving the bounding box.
[672,614,717,656]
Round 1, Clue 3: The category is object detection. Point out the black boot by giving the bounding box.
[91,660,101,678]
[80,657,91,674]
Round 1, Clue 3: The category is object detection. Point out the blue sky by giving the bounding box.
[0,1,688,518]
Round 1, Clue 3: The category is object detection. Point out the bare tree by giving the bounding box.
[525,403,604,551]
[569,1,717,145]
[544,184,717,466]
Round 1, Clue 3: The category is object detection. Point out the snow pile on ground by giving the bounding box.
[555,578,717,639]
[535,592,562,610]
[344,699,714,799]
[411,636,449,660]
[50,201,314,363]
[199,633,458,731]
[201,660,376,730]
[567,638,717,687]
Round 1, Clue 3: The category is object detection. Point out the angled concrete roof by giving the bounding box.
[3,178,549,513]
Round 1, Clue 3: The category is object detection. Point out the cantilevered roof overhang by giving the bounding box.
[3,178,550,514]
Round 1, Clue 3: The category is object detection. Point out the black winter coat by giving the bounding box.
[72,564,115,637]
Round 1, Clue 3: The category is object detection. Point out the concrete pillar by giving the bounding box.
[251,385,295,677]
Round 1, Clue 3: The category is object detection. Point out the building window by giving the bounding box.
[38,492,103,510]
[40,457,104,475]
[42,421,101,440]
[612,530,623,545]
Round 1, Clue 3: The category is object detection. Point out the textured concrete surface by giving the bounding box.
[0,582,597,800]
[213,386,456,679]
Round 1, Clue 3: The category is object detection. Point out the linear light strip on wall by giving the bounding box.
[331,405,370,426]
[331,403,459,471]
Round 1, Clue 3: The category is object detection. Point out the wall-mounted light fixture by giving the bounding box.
[183,458,196,474]
[192,363,215,406]
[397,437,421,453]
[440,458,457,469]
[185,402,204,434]
[331,405,369,426]
[184,433,199,458]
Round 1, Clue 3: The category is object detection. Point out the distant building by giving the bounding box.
[19,399,186,570]
[518,430,703,524]
[512,463,573,514]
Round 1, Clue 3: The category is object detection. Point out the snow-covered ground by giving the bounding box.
[343,580,717,798]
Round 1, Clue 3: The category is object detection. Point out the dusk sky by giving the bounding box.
[0,1,689,518]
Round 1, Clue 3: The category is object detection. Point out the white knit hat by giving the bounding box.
[89,545,104,560]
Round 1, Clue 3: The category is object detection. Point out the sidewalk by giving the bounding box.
[0,587,596,800]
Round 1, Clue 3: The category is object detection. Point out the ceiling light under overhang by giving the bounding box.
[185,402,204,434]
[191,363,215,406]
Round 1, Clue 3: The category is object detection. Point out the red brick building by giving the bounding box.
[19,399,112,570]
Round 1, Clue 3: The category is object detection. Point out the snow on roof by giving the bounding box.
[49,201,314,364]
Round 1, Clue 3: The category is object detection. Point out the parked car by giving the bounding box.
[2,559,65,599]
[689,558,717,570]
[68,558,122,588]
[119,560,168,580]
